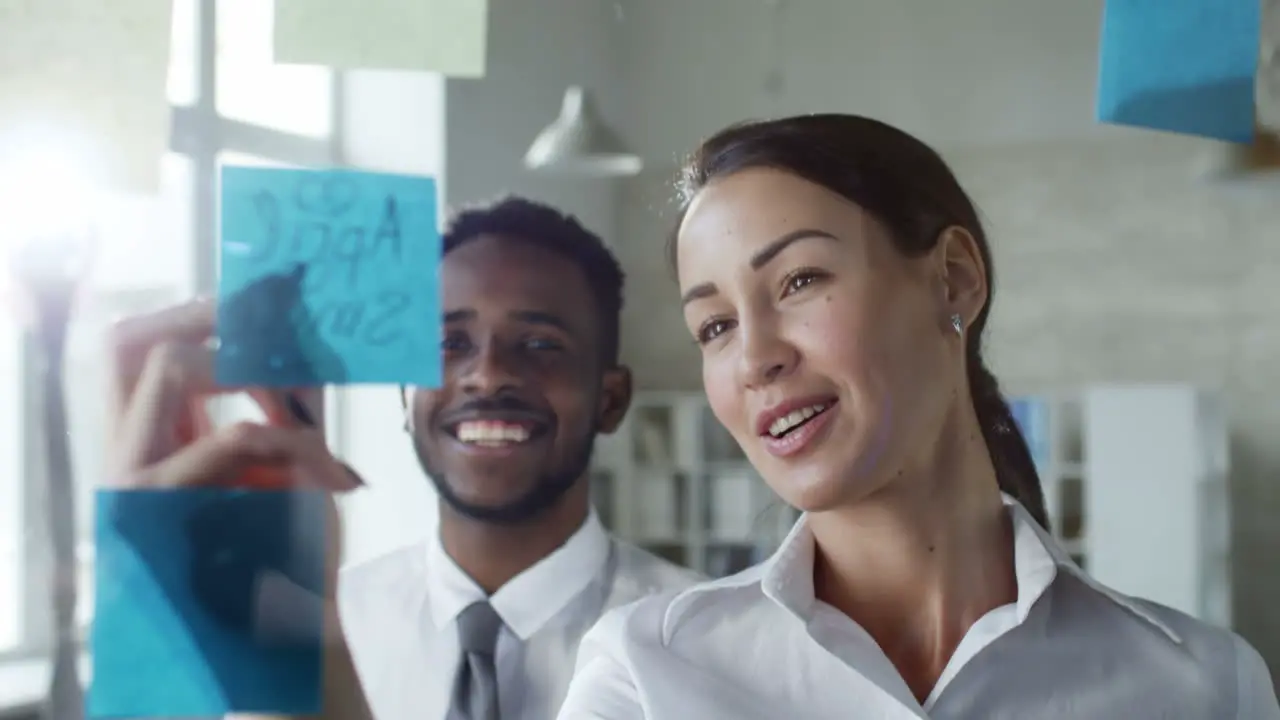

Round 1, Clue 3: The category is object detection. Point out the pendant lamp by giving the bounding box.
[524,86,642,177]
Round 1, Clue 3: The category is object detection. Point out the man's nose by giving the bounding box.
[460,341,522,396]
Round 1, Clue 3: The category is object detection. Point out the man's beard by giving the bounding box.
[412,423,597,526]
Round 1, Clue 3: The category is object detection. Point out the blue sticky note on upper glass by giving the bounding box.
[1096,0,1260,143]
[90,489,327,718]
[217,166,441,387]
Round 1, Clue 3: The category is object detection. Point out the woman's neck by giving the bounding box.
[807,425,1017,704]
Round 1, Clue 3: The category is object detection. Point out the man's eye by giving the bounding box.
[442,334,470,352]
[696,318,735,345]
[524,337,563,351]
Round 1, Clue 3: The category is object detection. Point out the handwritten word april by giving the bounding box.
[244,185,404,289]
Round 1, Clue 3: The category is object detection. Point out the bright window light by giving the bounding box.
[216,0,333,138]
[0,137,102,318]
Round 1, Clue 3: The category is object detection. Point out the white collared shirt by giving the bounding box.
[338,511,702,720]
[558,497,1280,719]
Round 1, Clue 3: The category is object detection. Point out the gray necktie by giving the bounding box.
[451,601,503,720]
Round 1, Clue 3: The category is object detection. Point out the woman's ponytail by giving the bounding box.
[967,358,1051,530]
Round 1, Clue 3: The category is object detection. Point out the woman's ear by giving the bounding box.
[934,226,988,327]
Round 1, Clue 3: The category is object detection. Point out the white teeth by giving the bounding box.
[768,404,828,438]
[456,421,532,445]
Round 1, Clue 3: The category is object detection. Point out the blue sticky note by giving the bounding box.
[217,166,441,387]
[90,489,327,718]
[1096,0,1260,143]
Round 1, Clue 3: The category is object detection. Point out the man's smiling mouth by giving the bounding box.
[448,419,546,448]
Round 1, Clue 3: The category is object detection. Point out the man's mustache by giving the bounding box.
[446,394,545,420]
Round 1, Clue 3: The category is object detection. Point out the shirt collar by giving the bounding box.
[664,493,1180,643]
[1001,495,1181,642]
[426,510,611,641]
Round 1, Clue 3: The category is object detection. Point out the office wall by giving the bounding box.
[443,0,625,235]
[952,136,1280,671]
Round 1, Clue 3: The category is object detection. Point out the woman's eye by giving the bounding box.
[783,270,822,296]
[524,337,563,351]
[697,318,735,345]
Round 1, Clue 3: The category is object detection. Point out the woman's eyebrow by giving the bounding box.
[748,228,839,270]
[680,228,839,307]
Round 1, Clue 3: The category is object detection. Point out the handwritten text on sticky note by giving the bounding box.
[217,166,441,387]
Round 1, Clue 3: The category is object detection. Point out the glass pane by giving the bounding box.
[0,164,193,654]
[67,152,195,639]
[217,151,304,170]
[0,315,22,652]
[167,0,198,105]
[216,0,333,138]
[76,542,94,632]
[66,285,183,637]
[89,153,196,293]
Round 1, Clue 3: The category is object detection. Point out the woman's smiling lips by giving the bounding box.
[755,397,839,458]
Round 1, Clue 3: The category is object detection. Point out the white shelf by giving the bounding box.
[1081,385,1231,626]
[1058,462,1085,478]
[591,392,781,577]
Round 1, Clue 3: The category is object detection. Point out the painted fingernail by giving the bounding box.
[339,462,367,487]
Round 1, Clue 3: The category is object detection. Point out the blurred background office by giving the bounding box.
[1,0,1278,716]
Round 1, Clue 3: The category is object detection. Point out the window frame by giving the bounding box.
[2,0,346,661]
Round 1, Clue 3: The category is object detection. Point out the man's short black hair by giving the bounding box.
[443,195,625,366]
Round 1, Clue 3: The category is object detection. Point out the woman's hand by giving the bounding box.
[107,299,373,720]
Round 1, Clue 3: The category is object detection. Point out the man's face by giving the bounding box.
[408,233,631,525]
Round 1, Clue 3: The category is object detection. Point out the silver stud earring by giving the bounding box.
[950,313,964,336]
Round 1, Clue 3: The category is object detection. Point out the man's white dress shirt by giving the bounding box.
[558,496,1280,719]
[338,511,702,720]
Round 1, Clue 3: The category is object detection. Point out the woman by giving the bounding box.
[556,115,1278,719]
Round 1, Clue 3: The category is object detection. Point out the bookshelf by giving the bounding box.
[590,392,790,577]
[594,385,1232,623]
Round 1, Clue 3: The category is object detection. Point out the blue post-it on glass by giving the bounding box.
[217,165,442,387]
[90,489,327,718]
[1096,0,1260,143]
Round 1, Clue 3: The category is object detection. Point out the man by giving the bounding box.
[336,196,702,719]
[107,196,698,720]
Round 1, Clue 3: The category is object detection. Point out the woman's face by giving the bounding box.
[677,167,977,512]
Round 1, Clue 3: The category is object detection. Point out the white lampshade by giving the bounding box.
[524,86,642,177]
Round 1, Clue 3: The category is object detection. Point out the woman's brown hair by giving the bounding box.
[669,114,1050,530]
